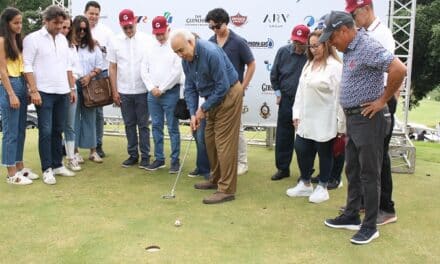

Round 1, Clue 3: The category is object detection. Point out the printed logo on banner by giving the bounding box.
[136,16,149,24]
[263,13,290,28]
[230,13,247,27]
[164,11,173,24]
[247,38,275,49]
[185,15,208,27]
[261,83,274,94]
[242,105,249,114]
[260,102,271,119]
[264,60,273,71]
[304,16,315,27]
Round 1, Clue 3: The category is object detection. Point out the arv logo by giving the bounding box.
[263,13,289,28]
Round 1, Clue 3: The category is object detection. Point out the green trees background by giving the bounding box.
[0,0,439,105]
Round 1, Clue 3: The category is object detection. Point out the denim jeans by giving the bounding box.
[295,135,333,185]
[36,92,69,171]
[0,77,27,166]
[275,95,295,171]
[148,85,180,162]
[95,70,107,146]
[64,87,77,141]
[75,81,97,148]
[192,118,210,179]
[120,93,150,160]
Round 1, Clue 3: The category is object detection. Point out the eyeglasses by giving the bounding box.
[208,23,222,30]
[123,25,133,31]
[309,44,322,50]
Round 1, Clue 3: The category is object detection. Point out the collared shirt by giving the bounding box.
[91,22,113,70]
[293,56,345,142]
[140,39,182,93]
[68,46,82,80]
[209,30,254,82]
[182,39,238,115]
[23,27,70,94]
[340,29,395,108]
[270,44,307,98]
[107,31,154,94]
[77,45,103,78]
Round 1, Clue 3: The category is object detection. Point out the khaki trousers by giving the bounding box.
[205,82,243,194]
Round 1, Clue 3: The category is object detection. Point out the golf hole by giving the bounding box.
[145,245,161,252]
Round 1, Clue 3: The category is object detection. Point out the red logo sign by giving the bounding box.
[231,13,247,27]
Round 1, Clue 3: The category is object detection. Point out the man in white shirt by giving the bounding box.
[84,1,113,158]
[23,5,76,185]
[141,16,182,173]
[108,9,152,169]
[346,0,398,226]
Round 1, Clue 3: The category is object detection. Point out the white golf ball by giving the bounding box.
[174,219,182,227]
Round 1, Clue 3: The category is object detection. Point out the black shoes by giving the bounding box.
[122,156,138,167]
[271,170,290,181]
[324,214,361,231]
[138,158,150,169]
[96,144,105,158]
[350,227,379,245]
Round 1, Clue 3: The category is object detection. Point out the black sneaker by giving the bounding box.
[96,144,106,158]
[271,170,290,181]
[169,160,180,174]
[122,156,138,168]
[188,168,199,177]
[350,227,379,245]
[138,158,150,169]
[145,160,165,171]
[327,179,340,190]
[324,214,361,230]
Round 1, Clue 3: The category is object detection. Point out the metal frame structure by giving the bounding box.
[52,0,72,13]
[388,0,417,173]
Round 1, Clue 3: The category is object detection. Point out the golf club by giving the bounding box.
[162,136,193,199]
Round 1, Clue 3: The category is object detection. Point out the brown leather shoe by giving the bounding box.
[202,192,235,204]
[194,181,217,190]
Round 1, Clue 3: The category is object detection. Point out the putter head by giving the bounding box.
[162,194,176,199]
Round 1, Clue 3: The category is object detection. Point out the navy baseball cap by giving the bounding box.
[319,11,354,43]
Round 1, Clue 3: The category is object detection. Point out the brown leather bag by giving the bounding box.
[82,77,113,108]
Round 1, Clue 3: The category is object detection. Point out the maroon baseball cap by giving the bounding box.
[345,0,372,13]
[119,9,135,26]
[332,135,347,157]
[291,24,310,44]
[152,16,168,34]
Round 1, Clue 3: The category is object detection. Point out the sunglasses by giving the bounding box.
[123,25,134,31]
[78,27,87,32]
[208,23,222,30]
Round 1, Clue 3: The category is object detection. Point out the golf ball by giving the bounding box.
[174,220,182,227]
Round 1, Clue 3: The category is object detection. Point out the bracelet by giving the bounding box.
[70,87,76,91]
[29,90,38,94]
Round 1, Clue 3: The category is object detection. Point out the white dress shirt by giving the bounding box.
[366,17,396,83]
[141,39,182,93]
[293,56,344,142]
[77,45,103,78]
[68,46,82,80]
[107,31,154,94]
[91,22,113,70]
[23,27,70,94]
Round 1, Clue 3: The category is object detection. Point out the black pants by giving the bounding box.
[380,112,395,213]
[275,95,295,172]
[344,108,391,229]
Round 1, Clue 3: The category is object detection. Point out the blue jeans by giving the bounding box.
[75,81,97,148]
[295,135,333,185]
[64,87,77,141]
[36,92,69,171]
[0,77,27,166]
[120,93,150,160]
[192,118,210,179]
[95,70,107,146]
[148,85,180,162]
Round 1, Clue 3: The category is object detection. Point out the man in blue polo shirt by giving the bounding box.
[170,28,243,204]
[321,11,406,245]
[205,8,256,176]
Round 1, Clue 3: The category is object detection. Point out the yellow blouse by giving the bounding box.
[6,54,24,77]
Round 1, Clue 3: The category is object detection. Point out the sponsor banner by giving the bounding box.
[72,0,390,126]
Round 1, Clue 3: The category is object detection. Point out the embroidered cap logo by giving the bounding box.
[297,29,302,36]
[155,22,161,28]
[123,15,128,21]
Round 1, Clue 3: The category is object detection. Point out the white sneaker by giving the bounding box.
[66,159,82,171]
[286,181,313,197]
[237,163,248,175]
[43,168,56,185]
[75,153,85,164]
[89,152,103,163]
[19,168,39,180]
[6,172,33,185]
[53,166,75,177]
[309,185,330,203]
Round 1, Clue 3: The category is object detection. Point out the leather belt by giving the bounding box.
[343,106,364,116]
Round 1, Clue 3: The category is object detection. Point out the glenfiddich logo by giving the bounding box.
[231,13,247,27]
[185,15,208,27]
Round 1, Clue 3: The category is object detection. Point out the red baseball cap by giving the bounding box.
[152,16,168,34]
[119,9,135,26]
[291,24,310,44]
[345,0,372,13]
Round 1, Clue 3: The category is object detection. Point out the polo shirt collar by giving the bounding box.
[346,28,365,52]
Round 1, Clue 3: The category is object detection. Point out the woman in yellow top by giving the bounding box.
[0,7,39,185]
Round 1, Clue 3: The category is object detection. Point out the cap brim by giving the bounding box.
[120,20,134,26]
[152,27,167,35]
[291,36,307,45]
[345,6,356,13]
[319,30,333,43]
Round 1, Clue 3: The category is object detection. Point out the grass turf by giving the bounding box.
[0,130,439,263]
